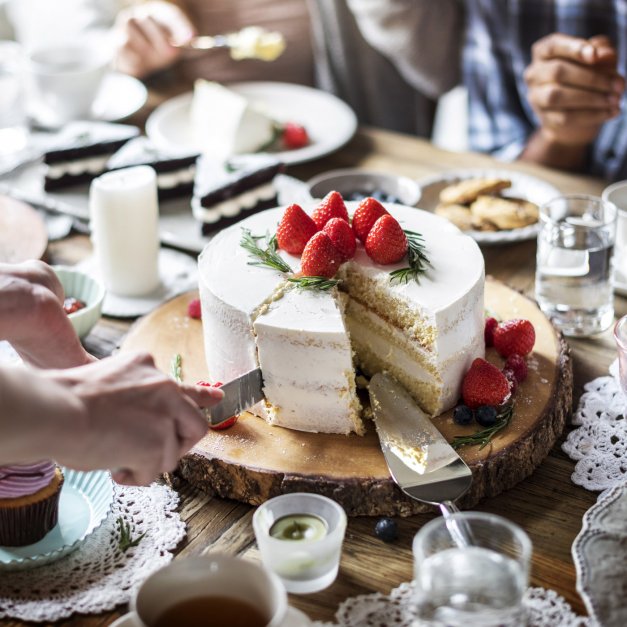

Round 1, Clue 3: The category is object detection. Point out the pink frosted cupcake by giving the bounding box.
[0,461,64,546]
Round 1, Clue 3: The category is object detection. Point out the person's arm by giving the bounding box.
[0,261,93,369]
[0,352,223,485]
[345,0,464,99]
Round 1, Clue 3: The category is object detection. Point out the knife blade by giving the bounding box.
[204,367,264,426]
[368,372,472,505]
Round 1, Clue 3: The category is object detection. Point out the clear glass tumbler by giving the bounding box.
[0,41,28,159]
[413,512,531,627]
[614,315,627,408]
[252,493,347,594]
[535,195,617,336]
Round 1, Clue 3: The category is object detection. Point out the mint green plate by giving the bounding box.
[0,468,113,570]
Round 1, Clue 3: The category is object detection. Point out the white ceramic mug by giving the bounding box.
[601,181,627,282]
[28,39,111,126]
[110,554,310,627]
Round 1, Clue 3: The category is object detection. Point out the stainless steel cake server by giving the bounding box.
[369,372,474,546]
[204,367,264,426]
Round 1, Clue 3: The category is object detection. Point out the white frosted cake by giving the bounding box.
[198,202,485,435]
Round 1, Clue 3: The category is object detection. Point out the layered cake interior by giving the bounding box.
[199,202,485,435]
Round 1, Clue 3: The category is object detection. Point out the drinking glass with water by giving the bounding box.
[535,195,617,337]
[413,512,531,627]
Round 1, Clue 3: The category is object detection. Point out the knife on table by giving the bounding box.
[204,367,265,426]
[369,372,474,546]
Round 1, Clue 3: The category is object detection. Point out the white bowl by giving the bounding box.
[307,168,421,206]
[53,266,105,339]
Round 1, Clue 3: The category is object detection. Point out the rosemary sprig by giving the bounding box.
[389,230,431,285]
[286,275,340,291]
[117,517,146,553]
[451,404,514,450]
[240,229,292,273]
[170,353,182,383]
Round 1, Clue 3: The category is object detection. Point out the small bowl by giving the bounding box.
[307,168,421,206]
[53,266,105,339]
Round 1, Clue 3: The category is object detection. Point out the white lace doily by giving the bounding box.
[0,482,185,623]
[562,360,627,491]
[312,582,589,626]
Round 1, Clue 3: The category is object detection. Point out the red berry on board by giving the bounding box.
[323,217,357,262]
[504,354,528,383]
[502,368,518,395]
[365,214,408,265]
[300,231,343,278]
[196,380,238,430]
[484,317,498,347]
[352,197,388,243]
[63,297,86,315]
[312,191,350,229]
[282,122,309,149]
[493,319,536,358]
[461,358,511,409]
[276,203,318,255]
[187,298,202,319]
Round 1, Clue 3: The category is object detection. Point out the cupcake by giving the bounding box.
[0,461,64,546]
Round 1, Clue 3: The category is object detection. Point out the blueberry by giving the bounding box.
[374,517,398,543]
[453,404,474,426]
[475,405,498,427]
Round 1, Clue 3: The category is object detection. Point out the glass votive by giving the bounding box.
[413,512,532,627]
[535,194,617,336]
[252,493,347,594]
[614,315,627,405]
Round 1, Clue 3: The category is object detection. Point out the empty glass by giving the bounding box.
[413,512,531,627]
[535,195,617,336]
[0,41,28,160]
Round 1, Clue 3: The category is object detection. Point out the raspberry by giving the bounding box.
[187,298,202,319]
[504,354,528,383]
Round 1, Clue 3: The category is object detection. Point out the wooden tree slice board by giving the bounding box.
[0,195,48,263]
[121,278,571,516]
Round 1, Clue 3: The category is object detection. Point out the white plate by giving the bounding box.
[572,483,627,627]
[417,168,561,245]
[145,81,358,165]
[0,468,113,571]
[91,72,148,122]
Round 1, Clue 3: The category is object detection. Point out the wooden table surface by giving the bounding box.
[4,123,626,626]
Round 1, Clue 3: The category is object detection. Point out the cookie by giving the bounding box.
[435,203,473,231]
[439,178,512,205]
[470,196,540,231]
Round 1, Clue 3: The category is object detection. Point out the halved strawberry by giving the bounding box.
[276,203,318,255]
[323,217,356,262]
[312,191,349,229]
[352,197,388,243]
[461,358,511,409]
[300,231,342,278]
[196,380,238,430]
[493,319,536,358]
[364,214,408,265]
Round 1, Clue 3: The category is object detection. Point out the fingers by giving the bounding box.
[529,83,619,110]
[532,33,598,64]
[180,382,224,408]
[541,108,621,136]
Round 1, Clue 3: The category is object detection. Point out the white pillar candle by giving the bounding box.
[90,165,160,296]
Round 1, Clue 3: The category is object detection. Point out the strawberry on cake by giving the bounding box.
[198,192,485,435]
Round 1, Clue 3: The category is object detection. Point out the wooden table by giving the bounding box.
[5,127,626,626]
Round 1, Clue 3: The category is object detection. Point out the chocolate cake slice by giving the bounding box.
[106,137,199,200]
[43,122,140,191]
[192,154,284,234]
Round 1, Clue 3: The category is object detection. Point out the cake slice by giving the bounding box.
[106,136,199,200]
[43,121,139,191]
[192,154,283,234]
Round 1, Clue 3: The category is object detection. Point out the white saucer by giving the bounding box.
[110,606,311,627]
[91,72,147,122]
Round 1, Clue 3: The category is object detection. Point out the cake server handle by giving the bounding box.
[439,500,475,548]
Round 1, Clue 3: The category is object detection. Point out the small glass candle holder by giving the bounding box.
[252,493,347,594]
[614,315,627,406]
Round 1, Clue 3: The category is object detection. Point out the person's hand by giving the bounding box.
[113,1,196,78]
[523,33,625,146]
[0,260,94,369]
[40,352,223,486]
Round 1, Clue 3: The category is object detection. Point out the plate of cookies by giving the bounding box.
[417,169,560,244]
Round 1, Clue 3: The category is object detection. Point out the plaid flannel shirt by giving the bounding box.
[464,0,627,181]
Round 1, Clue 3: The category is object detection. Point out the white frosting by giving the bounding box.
[191,183,276,223]
[198,203,485,434]
[157,165,195,189]
[46,155,109,178]
[190,80,276,159]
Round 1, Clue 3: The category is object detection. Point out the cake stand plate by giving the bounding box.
[120,279,571,517]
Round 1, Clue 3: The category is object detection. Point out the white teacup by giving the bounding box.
[111,554,310,627]
[28,40,111,126]
[602,181,627,282]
